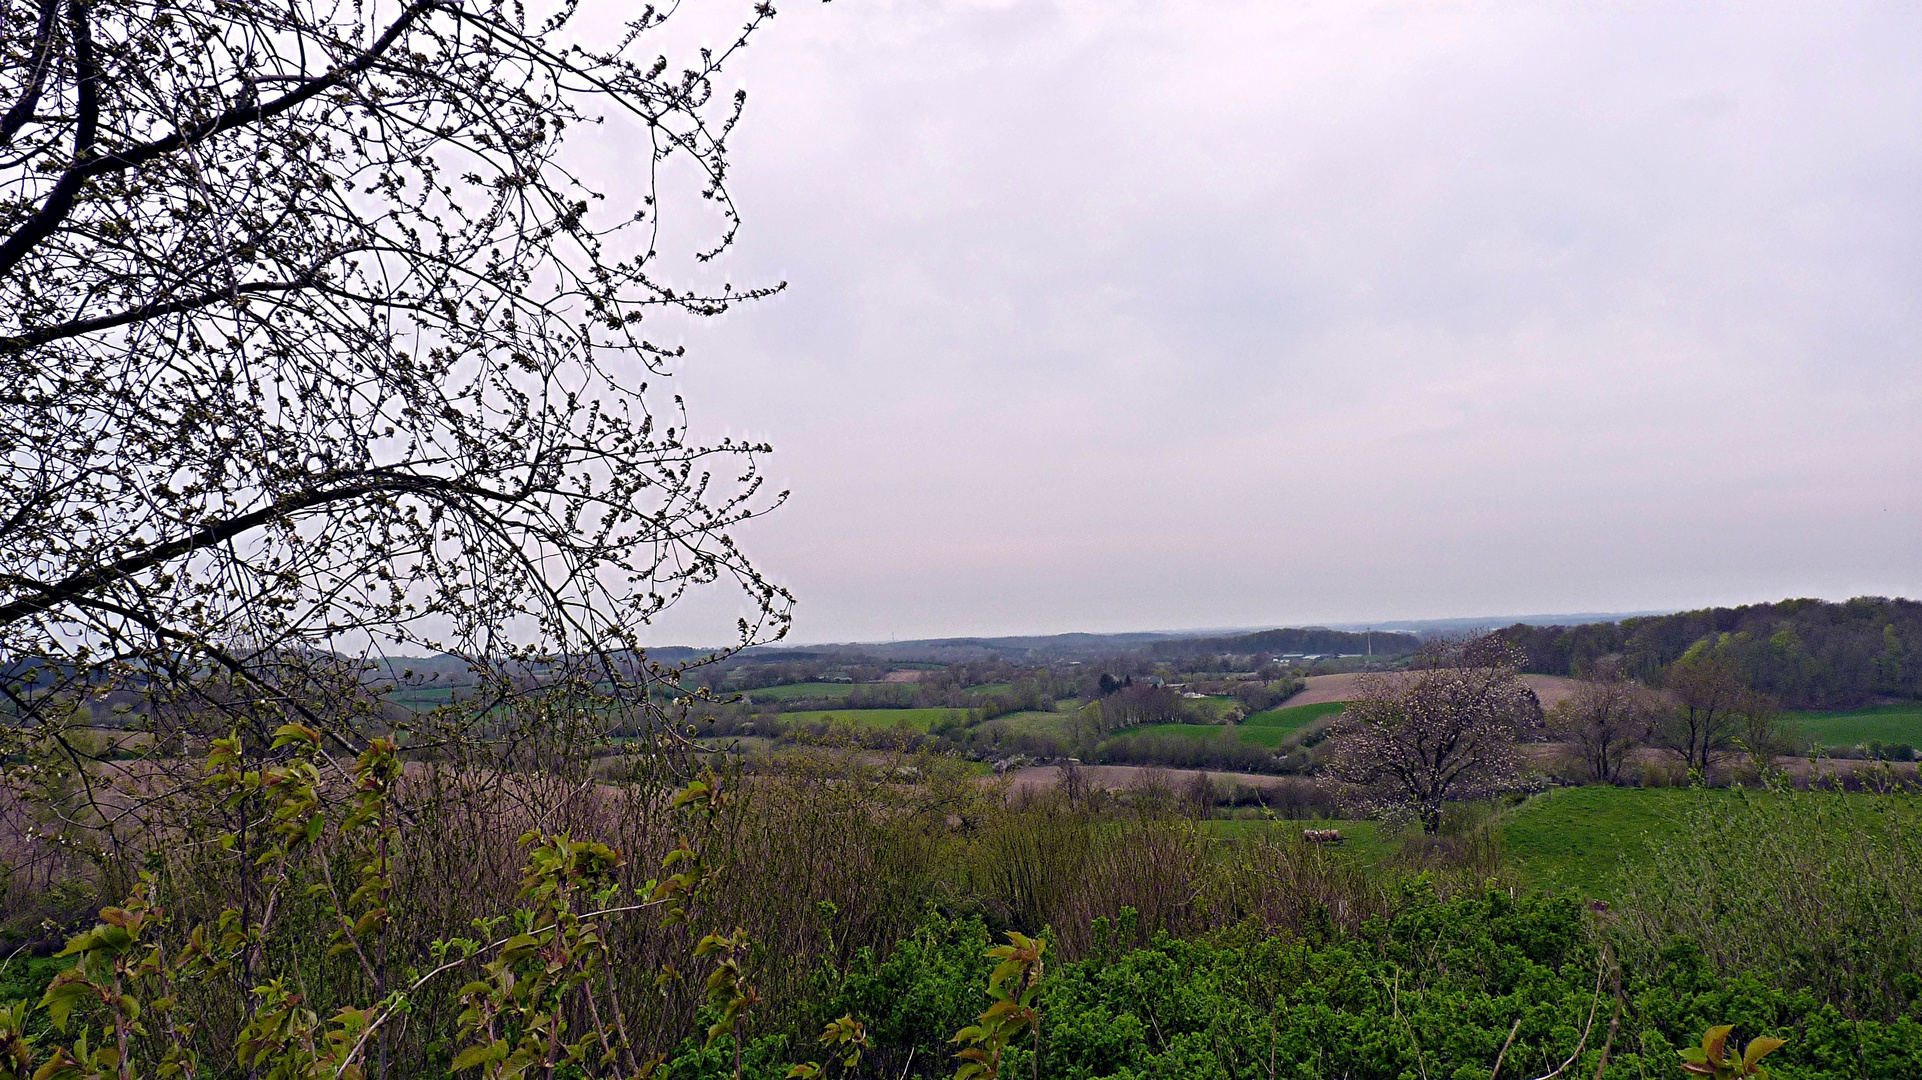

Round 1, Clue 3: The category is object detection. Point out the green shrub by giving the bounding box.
[1614,786,1922,1022]
[644,888,1913,1080]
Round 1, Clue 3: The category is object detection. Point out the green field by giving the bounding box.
[1110,705,1341,750]
[1242,701,1345,731]
[1202,817,1394,864]
[1187,695,1241,722]
[781,708,963,732]
[991,710,1076,738]
[1784,703,1922,746]
[1231,724,1294,749]
[962,682,1013,695]
[743,682,859,702]
[1497,786,1705,899]
[1204,787,1790,901]
[1115,721,1300,748]
[1123,722,1231,741]
[1498,784,1922,900]
[386,685,457,706]
[1208,787,1731,895]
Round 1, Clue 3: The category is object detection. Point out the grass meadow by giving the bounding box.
[1498,784,1922,900]
[1107,700,1351,750]
[782,707,963,732]
[1497,785,1702,898]
[1197,783,1922,906]
[1785,702,1922,746]
[1244,700,1346,732]
[1121,722,1234,741]
[1202,817,1396,864]
[991,709,1078,737]
[743,681,860,702]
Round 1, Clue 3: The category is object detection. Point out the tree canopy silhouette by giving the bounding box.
[0,0,792,753]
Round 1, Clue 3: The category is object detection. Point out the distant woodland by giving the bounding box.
[1496,597,1922,708]
[1146,626,1421,662]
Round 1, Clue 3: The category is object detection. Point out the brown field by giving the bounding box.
[1288,672,1583,709]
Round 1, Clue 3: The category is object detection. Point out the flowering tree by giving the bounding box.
[1321,635,1540,834]
[0,0,795,764]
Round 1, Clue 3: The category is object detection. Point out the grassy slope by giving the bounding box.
[1498,786,1703,900]
[1190,696,1241,722]
[1205,787,1701,894]
[993,710,1076,737]
[1110,701,1348,750]
[387,686,456,706]
[1784,703,1922,746]
[1119,721,1281,748]
[744,682,860,702]
[1499,784,1922,900]
[1122,723,1233,741]
[1243,701,1346,731]
[1202,818,1395,865]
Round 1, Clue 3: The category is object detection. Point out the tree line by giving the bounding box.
[1146,626,1421,666]
[1495,596,1921,708]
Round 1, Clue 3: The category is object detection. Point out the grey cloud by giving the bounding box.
[595,0,1922,643]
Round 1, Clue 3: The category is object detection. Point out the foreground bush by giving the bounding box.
[1615,784,1922,1022]
[653,888,1914,1080]
[8,734,1922,1079]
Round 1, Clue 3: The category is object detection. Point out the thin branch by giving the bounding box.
[1527,959,1607,1080]
[0,0,62,146]
[1490,1017,1522,1080]
[0,0,440,277]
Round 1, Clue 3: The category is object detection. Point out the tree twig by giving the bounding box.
[1490,1017,1523,1080]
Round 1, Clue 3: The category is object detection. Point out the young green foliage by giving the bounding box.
[950,931,1046,1080]
[24,724,403,1080]
[1679,1024,1786,1078]
[0,736,739,1080]
[785,1015,868,1080]
[448,833,632,1079]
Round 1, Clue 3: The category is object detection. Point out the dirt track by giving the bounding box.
[1287,672,1582,710]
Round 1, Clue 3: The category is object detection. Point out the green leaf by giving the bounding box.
[1703,1025,1735,1064]
[1744,1037,1787,1068]
[498,933,541,962]
[40,979,92,1031]
[451,1042,505,1071]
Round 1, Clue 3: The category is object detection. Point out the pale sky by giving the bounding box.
[610,0,1922,645]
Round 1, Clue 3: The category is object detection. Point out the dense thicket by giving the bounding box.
[1497,597,1922,708]
[671,892,1922,1080]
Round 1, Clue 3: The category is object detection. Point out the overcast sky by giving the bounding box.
[612,0,1922,645]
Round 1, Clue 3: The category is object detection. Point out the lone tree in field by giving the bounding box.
[1654,643,1747,777]
[1731,687,1791,775]
[1547,655,1662,784]
[1321,635,1540,834]
[0,0,792,755]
